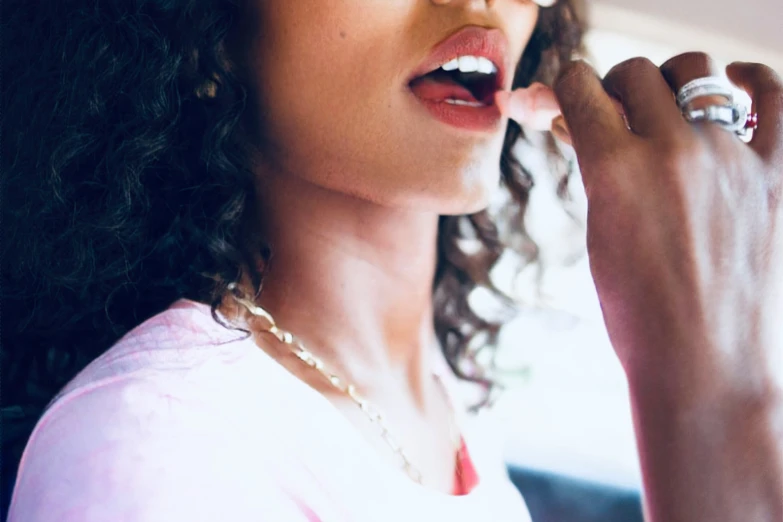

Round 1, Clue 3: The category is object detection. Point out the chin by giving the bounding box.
[429,135,506,216]
[441,189,495,216]
[430,164,501,216]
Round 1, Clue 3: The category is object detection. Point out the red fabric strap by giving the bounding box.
[452,437,479,496]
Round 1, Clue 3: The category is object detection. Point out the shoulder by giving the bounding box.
[51,299,248,399]
[8,368,317,522]
[8,300,317,522]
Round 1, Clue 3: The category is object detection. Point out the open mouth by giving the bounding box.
[406,27,508,131]
[408,55,501,107]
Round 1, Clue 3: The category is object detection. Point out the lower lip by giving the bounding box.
[409,91,502,132]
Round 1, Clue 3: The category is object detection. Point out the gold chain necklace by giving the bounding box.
[227,283,462,485]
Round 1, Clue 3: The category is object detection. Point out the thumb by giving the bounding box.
[496,82,562,131]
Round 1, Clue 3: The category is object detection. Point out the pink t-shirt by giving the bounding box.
[8,299,532,522]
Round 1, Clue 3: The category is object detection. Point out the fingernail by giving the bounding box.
[552,115,568,131]
[495,91,512,116]
[532,93,561,112]
[508,93,529,120]
[551,116,572,144]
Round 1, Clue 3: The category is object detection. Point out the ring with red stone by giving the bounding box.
[676,76,757,141]
[682,103,756,142]
[745,112,759,131]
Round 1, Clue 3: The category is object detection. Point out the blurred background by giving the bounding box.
[484,1,783,520]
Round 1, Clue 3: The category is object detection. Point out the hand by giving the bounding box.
[495,83,570,142]
[496,81,625,146]
[523,52,783,522]
[550,53,783,393]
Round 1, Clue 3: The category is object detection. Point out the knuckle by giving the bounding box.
[606,57,657,80]
[603,57,658,93]
[660,51,712,72]
[758,81,783,110]
[660,52,718,89]
[741,62,783,88]
[555,60,596,92]
[767,68,783,92]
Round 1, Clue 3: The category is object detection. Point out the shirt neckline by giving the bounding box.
[171,297,487,501]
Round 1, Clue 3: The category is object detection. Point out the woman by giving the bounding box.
[3,0,782,520]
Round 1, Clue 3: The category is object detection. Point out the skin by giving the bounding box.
[507,55,783,520]
[225,0,540,493]
[560,54,783,522]
[233,0,538,213]
[225,0,783,515]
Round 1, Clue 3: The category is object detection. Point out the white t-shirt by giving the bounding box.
[8,298,532,522]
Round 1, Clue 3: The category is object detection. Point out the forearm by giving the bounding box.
[628,371,783,522]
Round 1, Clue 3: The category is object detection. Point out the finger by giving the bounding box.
[610,98,627,122]
[602,57,685,137]
[659,52,736,137]
[496,83,562,131]
[726,61,783,164]
[550,100,626,146]
[551,115,572,146]
[659,52,725,92]
[553,60,629,166]
[541,91,623,139]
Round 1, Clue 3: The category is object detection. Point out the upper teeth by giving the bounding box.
[441,56,497,75]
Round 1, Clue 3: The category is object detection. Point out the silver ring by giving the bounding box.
[677,76,754,140]
[676,76,736,109]
[683,103,750,133]
[684,104,754,141]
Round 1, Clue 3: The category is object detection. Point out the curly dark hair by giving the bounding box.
[1,0,585,509]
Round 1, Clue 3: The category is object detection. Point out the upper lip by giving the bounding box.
[408,25,509,91]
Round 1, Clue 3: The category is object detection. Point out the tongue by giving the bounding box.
[409,75,479,104]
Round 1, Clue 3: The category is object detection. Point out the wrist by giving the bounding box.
[626,361,783,522]
[621,329,780,412]
[627,366,782,431]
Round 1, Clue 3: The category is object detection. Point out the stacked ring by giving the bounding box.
[676,76,758,140]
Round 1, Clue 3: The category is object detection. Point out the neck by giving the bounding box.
[237,170,442,394]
